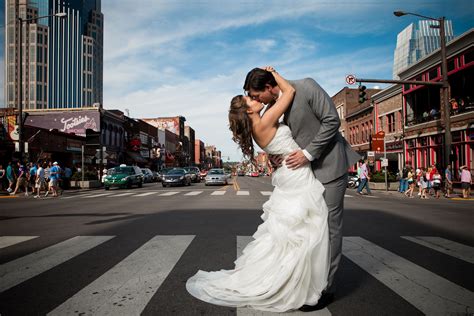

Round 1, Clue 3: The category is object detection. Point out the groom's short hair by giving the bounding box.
[243,68,277,91]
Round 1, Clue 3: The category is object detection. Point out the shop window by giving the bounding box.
[464,49,474,64]
[388,113,395,133]
[428,68,438,80]
[448,59,456,72]
[419,137,427,146]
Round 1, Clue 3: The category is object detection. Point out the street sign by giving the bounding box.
[346,75,356,85]
[371,131,385,152]
[367,151,375,165]
[381,158,388,167]
[367,151,375,157]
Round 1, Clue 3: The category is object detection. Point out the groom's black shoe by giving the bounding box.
[299,292,334,312]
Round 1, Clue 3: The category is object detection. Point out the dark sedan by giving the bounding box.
[162,168,192,187]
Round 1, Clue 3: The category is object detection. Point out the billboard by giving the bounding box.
[25,110,100,136]
[143,118,180,136]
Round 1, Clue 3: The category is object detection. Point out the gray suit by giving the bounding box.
[284,78,360,292]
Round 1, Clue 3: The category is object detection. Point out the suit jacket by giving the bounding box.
[284,78,360,184]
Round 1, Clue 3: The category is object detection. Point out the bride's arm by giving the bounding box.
[259,67,295,129]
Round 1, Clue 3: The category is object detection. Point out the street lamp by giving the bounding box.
[394,11,451,168]
[17,12,67,162]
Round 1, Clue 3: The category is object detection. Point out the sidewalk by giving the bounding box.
[366,188,474,200]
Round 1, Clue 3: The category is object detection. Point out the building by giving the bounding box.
[372,85,404,173]
[331,87,359,140]
[393,20,454,79]
[344,88,381,160]
[184,125,195,166]
[4,0,104,110]
[194,139,205,167]
[399,29,473,176]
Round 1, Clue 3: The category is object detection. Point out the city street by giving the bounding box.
[1,176,473,315]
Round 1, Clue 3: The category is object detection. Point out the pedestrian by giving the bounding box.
[444,164,453,198]
[6,161,16,193]
[29,162,37,194]
[401,164,409,193]
[419,168,429,199]
[405,167,415,198]
[10,161,29,196]
[432,169,442,199]
[416,168,423,197]
[0,164,5,191]
[357,159,371,195]
[49,161,60,197]
[44,161,51,197]
[460,166,472,199]
[63,165,72,190]
[34,162,46,198]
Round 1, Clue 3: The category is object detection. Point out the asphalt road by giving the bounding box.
[1,176,473,315]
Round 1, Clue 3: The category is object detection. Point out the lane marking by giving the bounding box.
[133,192,158,197]
[236,191,249,196]
[342,237,474,316]
[211,191,226,196]
[48,235,195,316]
[108,192,135,197]
[158,191,179,196]
[0,236,115,293]
[402,236,474,264]
[81,193,114,199]
[260,191,272,196]
[184,191,203,196]
[344,194,354,198]
[0,236,38,249]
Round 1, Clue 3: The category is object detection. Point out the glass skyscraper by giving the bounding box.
[392,20,454,79]
[4,0,103,110]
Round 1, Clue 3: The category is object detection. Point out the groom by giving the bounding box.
[244,68,359,311]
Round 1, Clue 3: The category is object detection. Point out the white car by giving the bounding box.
[205,168,228,186]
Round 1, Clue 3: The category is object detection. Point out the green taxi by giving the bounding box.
[104,165,144,190]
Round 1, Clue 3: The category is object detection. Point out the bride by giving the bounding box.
[186,67,330,313]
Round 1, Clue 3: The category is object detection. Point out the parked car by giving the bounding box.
[250,172,259,177]
[159,167,174,181]
[184,166,201,183]
[237,170,246,176]
[104,165,143,190]
[141,168,154,183]
[205,168,228,186]
[162,168,192,187]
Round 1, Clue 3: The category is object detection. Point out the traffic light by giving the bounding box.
[358,85,367,104]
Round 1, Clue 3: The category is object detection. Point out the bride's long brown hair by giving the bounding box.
[229,95,254,161]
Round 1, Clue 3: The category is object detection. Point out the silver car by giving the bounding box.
[205,168,228,186]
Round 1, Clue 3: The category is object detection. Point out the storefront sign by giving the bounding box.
[26,110,100,136]
[371,131,385,152]
[66,139,83,152]
[386,141,403,151]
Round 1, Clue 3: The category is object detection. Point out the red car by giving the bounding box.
[250,172,259,177]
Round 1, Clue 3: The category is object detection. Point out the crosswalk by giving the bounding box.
[1,235,472,315]
[57,190,279,200]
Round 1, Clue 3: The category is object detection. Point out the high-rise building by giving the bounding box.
[4,0,103,110]
[392,20,454,79]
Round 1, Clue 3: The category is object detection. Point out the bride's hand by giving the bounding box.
[259,66,276,73]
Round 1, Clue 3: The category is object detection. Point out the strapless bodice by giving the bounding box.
[263,124,300,156]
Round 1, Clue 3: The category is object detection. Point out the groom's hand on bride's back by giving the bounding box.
[285,150,310,170]
[268,154,284,170]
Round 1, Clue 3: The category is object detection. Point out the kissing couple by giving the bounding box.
[187,66,359,312]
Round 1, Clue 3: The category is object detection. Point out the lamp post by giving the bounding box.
[17,12,66,162]
[394,11,451,168]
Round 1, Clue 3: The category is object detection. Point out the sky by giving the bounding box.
[1,0,473,161]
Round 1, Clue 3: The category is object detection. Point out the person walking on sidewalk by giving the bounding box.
[6,161,16,193]
[10,162,28,196]
[432,169,442,199]
[444,164,453,198]
[405,167,415,198]
[357,159,371,195]
[34,162,46,198]
[460,166,472,199]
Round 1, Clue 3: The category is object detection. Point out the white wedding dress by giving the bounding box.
[186,124,330,312]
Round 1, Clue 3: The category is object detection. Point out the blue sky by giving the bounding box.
[1,0,473,161]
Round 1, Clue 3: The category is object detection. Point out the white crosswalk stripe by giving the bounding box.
[342,237,474,316]
[108,192,134,197]
[211,191,226,196]
[237,191,250,195]
[48,235,194,316]
[184,191,203,196]
[0,236,114,293]
[344,194,354,198]
[81,193,114,198]
[133,192,158,197]
[159,191,179,196]
[402,236,474,264]
[260,191,272,196]
[0,236,38,249]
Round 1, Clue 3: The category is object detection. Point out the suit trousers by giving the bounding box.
[322,172,348,293]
